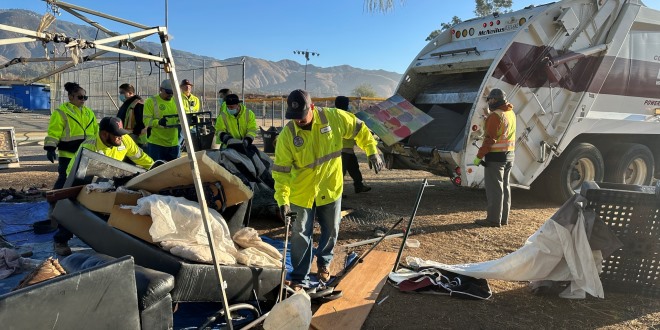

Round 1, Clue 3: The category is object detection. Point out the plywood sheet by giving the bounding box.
[125,150,252,206]
[310,250,396,330]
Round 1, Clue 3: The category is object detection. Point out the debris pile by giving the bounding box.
[0,187,46,202]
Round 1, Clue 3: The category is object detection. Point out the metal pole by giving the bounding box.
[134,59,139,94]
[159,28,234,329]
[165,0,168,29]
[202,58,206,112]
[101,64,105,117]
[393,178,431,272]
[215,66,218,117]
[241,57,246,101]
[304,58,307,90]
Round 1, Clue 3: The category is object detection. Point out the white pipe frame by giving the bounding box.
[1,1,236,327]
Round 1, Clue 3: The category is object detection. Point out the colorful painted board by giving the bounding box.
[355,94,433,146]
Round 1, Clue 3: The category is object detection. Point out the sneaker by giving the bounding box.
[318,266,331,282]
[474,219,501,228]
[53,242,72,256]
[355,185,372,193]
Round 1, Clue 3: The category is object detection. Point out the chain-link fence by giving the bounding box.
[56,58,246,118]
[54,59,386,128]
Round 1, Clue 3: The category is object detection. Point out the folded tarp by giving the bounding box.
[125,150,253,207]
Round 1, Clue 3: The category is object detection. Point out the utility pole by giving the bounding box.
[293,50,319,90]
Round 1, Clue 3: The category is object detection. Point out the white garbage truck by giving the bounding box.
[381,0,660,201]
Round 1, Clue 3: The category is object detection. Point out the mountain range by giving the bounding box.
[0,9,402,97]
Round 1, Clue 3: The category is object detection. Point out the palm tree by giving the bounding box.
[364,0,396,12]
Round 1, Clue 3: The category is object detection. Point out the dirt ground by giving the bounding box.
[1,143,659,329]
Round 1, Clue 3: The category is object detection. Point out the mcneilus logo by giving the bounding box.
[478,24,518,36]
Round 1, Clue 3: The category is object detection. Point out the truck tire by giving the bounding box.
[545,142,604,203]
[604,143,654,185]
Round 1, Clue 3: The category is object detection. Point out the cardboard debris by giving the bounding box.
[125,151,253,207]
[76,187,142,214]
[107,205,154,244]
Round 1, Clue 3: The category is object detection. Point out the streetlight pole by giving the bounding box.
[293,50,319,90]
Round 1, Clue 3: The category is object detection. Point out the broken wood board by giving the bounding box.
[125,150,252,206]
[310,250,396,330]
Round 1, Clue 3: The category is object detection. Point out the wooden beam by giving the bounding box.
[310,250,396,330]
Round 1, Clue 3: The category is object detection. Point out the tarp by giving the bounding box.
[391,194,623,299]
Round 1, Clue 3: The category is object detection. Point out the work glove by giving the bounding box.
[158,117,168,127]
[368,154,384,174]
[220,133,232,144]
[473,157,482,166]
[46,149,57,163]
[242,137,253,148]
[279,204,291,223]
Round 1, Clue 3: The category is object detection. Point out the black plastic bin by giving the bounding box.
[260,126,280,153]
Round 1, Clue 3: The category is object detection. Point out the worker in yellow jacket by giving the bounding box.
[53,117,154,256]
[143,79,180,161]
[180,79,200,114]
[273,89,383,287]
[214,93,257,148]
[44,82,99,190]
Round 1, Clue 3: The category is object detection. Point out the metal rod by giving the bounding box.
[393,178,430,272]
[51,1,151,29]
[0,37,38,46]
[94,44,163,62]
[160,28,234,330]
[340,232,403,249]
[241,57,246,101]
[59,6,151,55]
[240,312,270,330]
[106,91,119,111]
[277,212,295,303]
[335,217,405,285]
[93,28,160,46]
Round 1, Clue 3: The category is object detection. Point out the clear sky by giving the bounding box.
[8,0,660,74]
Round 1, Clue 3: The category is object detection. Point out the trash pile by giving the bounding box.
[0,187,45,202]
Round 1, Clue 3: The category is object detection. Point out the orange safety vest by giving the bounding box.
[490,109,516,152]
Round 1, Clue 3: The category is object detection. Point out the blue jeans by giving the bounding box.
[147,143,180,161]
[289,198,342,285]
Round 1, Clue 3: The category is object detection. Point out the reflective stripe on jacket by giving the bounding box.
[44,102,99,159]
[272,107,378,208]
[214,103,257,144]
[66,134,154,175]
[477,102,516,158]
[182,93,200,114]
[490,109,516,152]
[143,95,179,147]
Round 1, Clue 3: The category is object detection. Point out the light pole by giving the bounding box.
[293,50,320,90]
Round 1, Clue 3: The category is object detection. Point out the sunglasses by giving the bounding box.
[76,95,89,101]
[163,89,174,95]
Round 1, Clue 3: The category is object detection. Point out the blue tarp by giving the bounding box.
[0,201,53,244]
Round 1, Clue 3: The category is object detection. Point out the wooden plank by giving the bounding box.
[45,185,84,202]
[310,250,396,330]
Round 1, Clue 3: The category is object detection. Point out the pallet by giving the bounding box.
[310,250,396,330]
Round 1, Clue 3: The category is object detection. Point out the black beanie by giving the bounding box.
[335,96,349,110]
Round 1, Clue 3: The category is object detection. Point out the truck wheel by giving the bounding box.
[604,143,654,185]
[545,142,604,203]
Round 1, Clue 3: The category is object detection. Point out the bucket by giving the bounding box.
[260,126,279,153]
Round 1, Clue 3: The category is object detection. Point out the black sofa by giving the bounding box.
[61,253,175,329]
[52,198,281,302]
[0,256,141,330]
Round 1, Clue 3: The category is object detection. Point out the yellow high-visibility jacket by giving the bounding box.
[44,102,99,159]
[182,93,200,114]
[143,95,179,147]
[66,134,154,175]
[214,103,257,145]
[272,107,378,208]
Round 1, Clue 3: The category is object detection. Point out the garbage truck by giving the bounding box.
[381,0,660,201]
